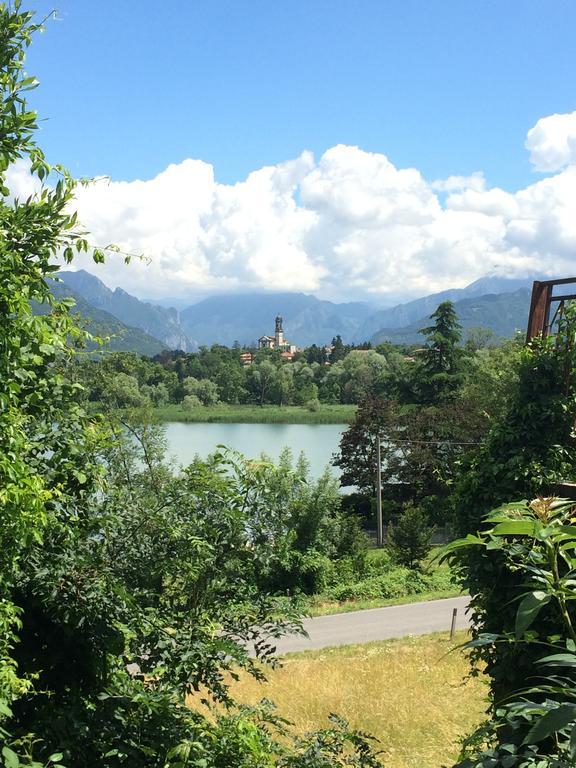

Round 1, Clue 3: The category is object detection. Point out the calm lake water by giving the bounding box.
[163,422,346,479]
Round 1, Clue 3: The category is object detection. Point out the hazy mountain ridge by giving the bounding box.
[60,271,193,351]
[353,276,537,342]
[59,269,539,352]
[179,292,373,347]
[370,288,532,345]
[46,281,165,356]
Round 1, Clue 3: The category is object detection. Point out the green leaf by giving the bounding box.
[524,703,576,744]
[570,723,576,760]
[1,747,19,768]
[538,652,576,667]
[465,633,501,648]
[515,591,551,638]
[48,754,63,763]
[491,521,540,537]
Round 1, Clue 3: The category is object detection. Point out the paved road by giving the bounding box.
[273,596,470,654]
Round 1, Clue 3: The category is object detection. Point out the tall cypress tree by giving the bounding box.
[417,300,463,402]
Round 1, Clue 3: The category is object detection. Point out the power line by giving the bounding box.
[384,438,484,447]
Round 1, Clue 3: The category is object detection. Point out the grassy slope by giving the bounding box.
[218,632,485,768]
[151,403,357,424]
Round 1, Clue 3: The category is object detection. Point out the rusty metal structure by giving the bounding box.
[525,278,576,499]
[526,277,576,342]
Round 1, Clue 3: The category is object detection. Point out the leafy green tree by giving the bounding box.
[302,343,327,364]
[238,448,368,594]
[0,2,109,718]
[389,505,433,570]
[454,305,576,706]
[269,363,295,405]
[104,371,150,408]
[338,350,390,403]
[464,325,498,353]
[182,374,220,405]
[460,336,523,421]
[246,359,277,405]
[333,396,397,494]
[292,361,318,405]
[388,399,489,524]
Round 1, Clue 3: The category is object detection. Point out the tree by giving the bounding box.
[333,395,397,494]
[454,305,576,707]
[338,350,391,403]
[388,398,489,525]
[182,375,220,405]
[389,505,433,570]
[416,300,464,403]
[246,359,277,405]
[329,334,346,363]
[0,3,110,715]
[459,336,523,421]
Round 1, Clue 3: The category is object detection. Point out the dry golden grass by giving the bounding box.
[220,632,487,768]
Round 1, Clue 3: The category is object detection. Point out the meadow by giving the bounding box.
[150,403,357,424]
[220,632,486,768]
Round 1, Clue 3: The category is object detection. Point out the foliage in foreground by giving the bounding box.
[5,414,385,766]
[444,498,576,767]
[454,306,576,706]
[0,6,384,766]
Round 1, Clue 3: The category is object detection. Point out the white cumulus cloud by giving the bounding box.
[8,110,576,303]
[525,111,576,172]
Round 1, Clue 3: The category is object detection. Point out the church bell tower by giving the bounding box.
[275,315,284,347]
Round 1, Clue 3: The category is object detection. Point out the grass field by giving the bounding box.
[305,587,463,616]
[150,403,357,424]
[220,632,486,768]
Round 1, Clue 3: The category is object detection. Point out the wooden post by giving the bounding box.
[526,281,550,342]
[450,608,458,640]
[376,434,383,548]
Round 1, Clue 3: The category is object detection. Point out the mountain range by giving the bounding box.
[54,269,539,354]
[47,280,166,356]
[60,271,194,351]
[370,288,532,345]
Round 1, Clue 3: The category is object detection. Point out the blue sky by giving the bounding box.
[27,0,576,188]
[14,0,576,302]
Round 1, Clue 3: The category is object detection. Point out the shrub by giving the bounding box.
[182,393,202,410]
[389,504,434,569]
[325,563,457,603]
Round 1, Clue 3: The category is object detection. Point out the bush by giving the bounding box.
[389,504,433,569]
[326,563,456,602]
[268,550,336,595]
[182,393,202,410]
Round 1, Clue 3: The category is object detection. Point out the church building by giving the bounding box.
[258,316,298,355]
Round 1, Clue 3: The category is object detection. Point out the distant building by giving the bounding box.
[239,351,254,366]
[258,316,298,356]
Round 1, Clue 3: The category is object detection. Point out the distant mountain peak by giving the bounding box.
[59,270,193,351]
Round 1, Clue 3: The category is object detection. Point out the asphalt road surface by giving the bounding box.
[273,595,470,654]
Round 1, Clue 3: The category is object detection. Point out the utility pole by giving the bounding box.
[376,433,383,547]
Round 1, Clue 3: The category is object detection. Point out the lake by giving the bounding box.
[163,422,346,479]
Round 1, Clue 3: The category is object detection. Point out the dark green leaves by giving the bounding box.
[524,703,576,744]
[515,591,551,638]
